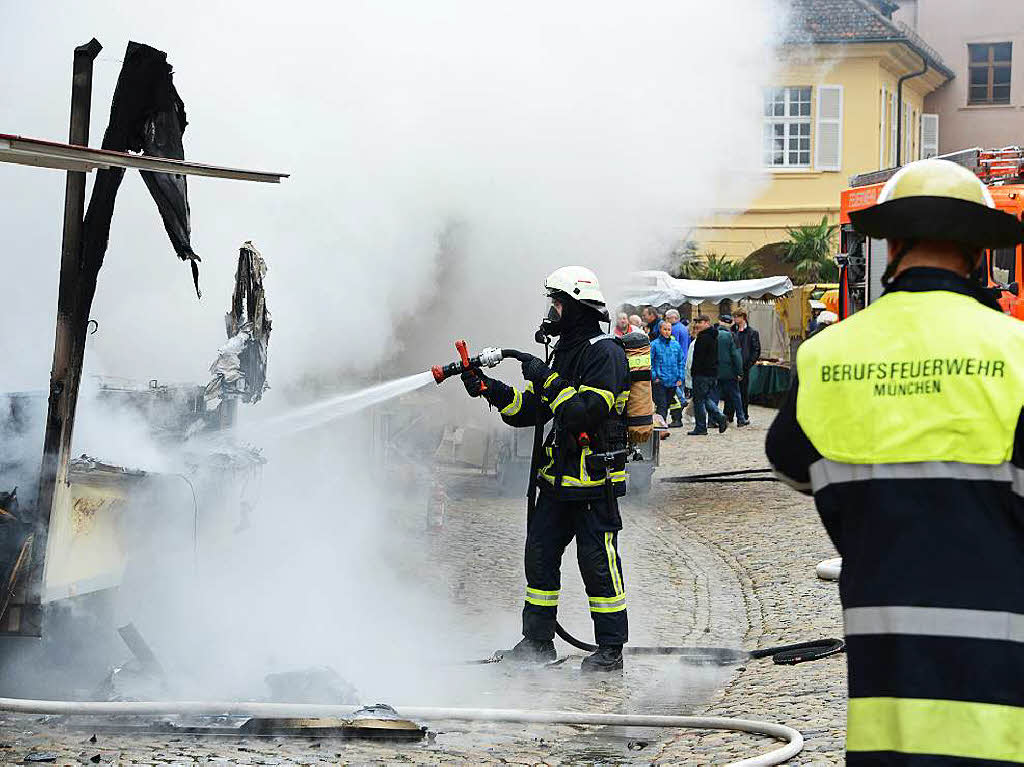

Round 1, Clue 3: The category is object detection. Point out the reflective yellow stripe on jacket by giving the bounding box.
[578,385,614,410]
[847,698,1024,763]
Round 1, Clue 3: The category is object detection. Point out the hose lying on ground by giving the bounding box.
[555,622,844,665]
[0,697,802,767]
[661,467,779,484]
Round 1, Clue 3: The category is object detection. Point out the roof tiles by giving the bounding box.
[786,0,903,43]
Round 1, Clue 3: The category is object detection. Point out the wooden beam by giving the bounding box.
[26,38,103,636]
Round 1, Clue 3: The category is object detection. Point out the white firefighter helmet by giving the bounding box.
[544,266,609,318]
[850,158,1024,248]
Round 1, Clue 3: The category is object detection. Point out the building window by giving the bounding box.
[968,43,1012,105]
[763,86,811,167]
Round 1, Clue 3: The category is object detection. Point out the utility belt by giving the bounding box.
[541,416,628,495]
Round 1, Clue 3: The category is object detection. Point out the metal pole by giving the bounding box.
[896,52,928,167]
[25,38,102,632]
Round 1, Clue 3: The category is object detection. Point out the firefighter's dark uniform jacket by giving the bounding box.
[766,267,1024,765]
[485,327,631,499]
[483,319,630,646]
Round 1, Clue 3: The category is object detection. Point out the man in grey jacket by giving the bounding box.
[715,314,747,427]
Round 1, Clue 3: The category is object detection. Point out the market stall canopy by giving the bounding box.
[620,270,794,307]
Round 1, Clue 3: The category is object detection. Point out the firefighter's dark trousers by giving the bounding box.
[522,489,628,646]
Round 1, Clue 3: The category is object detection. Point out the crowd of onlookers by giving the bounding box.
[615,305,761,436]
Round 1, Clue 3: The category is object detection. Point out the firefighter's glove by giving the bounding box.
[520,355,554,386]
[461,370,490,398]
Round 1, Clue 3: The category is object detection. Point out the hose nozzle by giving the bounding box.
[432,341,506,385]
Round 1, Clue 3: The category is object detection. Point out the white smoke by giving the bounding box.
[0,0,784,704]
[0,0,782,390]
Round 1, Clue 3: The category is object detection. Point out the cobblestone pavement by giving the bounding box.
[0,405,846,764]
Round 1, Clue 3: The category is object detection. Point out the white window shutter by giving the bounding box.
[815,84,843,171]
[921,114,939,159]
[890,92,898,166]
[879,86,887,169]
[903,102,910,163]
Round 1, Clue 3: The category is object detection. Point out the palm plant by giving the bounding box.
[784,217,840,282]
[675,252,763,281]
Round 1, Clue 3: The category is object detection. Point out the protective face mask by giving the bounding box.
[539,302,563,338]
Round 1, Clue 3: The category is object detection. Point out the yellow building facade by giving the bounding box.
[696,41,950,259]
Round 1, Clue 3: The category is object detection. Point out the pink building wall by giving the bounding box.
[897,0,1024,153]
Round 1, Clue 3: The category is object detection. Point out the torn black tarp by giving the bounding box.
[205,241,272,409]
[81,41,201,298]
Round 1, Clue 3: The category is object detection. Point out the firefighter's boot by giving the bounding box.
[501,637,557,664]
[581,645,624,673]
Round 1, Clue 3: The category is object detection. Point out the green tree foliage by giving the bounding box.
[784,216,840,282]
[675,252,764,281]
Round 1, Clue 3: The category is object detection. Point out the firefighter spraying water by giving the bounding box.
[433,267,638,672]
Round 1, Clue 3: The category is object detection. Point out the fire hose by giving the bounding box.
[0,697,803,767]
[554,623,844,666]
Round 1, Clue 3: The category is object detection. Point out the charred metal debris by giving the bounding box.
[205,241,272,410]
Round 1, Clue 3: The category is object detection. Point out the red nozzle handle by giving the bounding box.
[456,339,470,367]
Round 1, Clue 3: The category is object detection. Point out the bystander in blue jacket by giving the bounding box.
[650,322,685,422]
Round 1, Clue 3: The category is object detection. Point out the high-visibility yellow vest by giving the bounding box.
[796,289,1024,465]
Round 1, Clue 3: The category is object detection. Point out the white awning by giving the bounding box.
[620,270,794,307]
[0,133,288,183]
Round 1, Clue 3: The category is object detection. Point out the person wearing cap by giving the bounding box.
[807,299,827,334]
[814,310,837,329]
[462,266,630,673]
[766,159,1024,765]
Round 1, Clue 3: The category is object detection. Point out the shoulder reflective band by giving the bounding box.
[549,386,576,412]
[579,385,614,410]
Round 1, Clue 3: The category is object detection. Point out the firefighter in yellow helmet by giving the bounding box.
[462,266,631,672]
[767,159,1024,765]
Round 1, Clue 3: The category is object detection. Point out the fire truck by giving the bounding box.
[837,147,1024,320]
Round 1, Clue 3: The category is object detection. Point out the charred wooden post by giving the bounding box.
[27,38,103,633]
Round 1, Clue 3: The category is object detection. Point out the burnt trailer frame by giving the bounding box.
[0,39,287,636]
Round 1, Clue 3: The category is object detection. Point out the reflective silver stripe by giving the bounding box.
[845,606,1024,643]
[589,595,627,611]
[809,458,1024,495]
[525,587,559,607]
[589,333,615,345]
[771,467,812,492]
